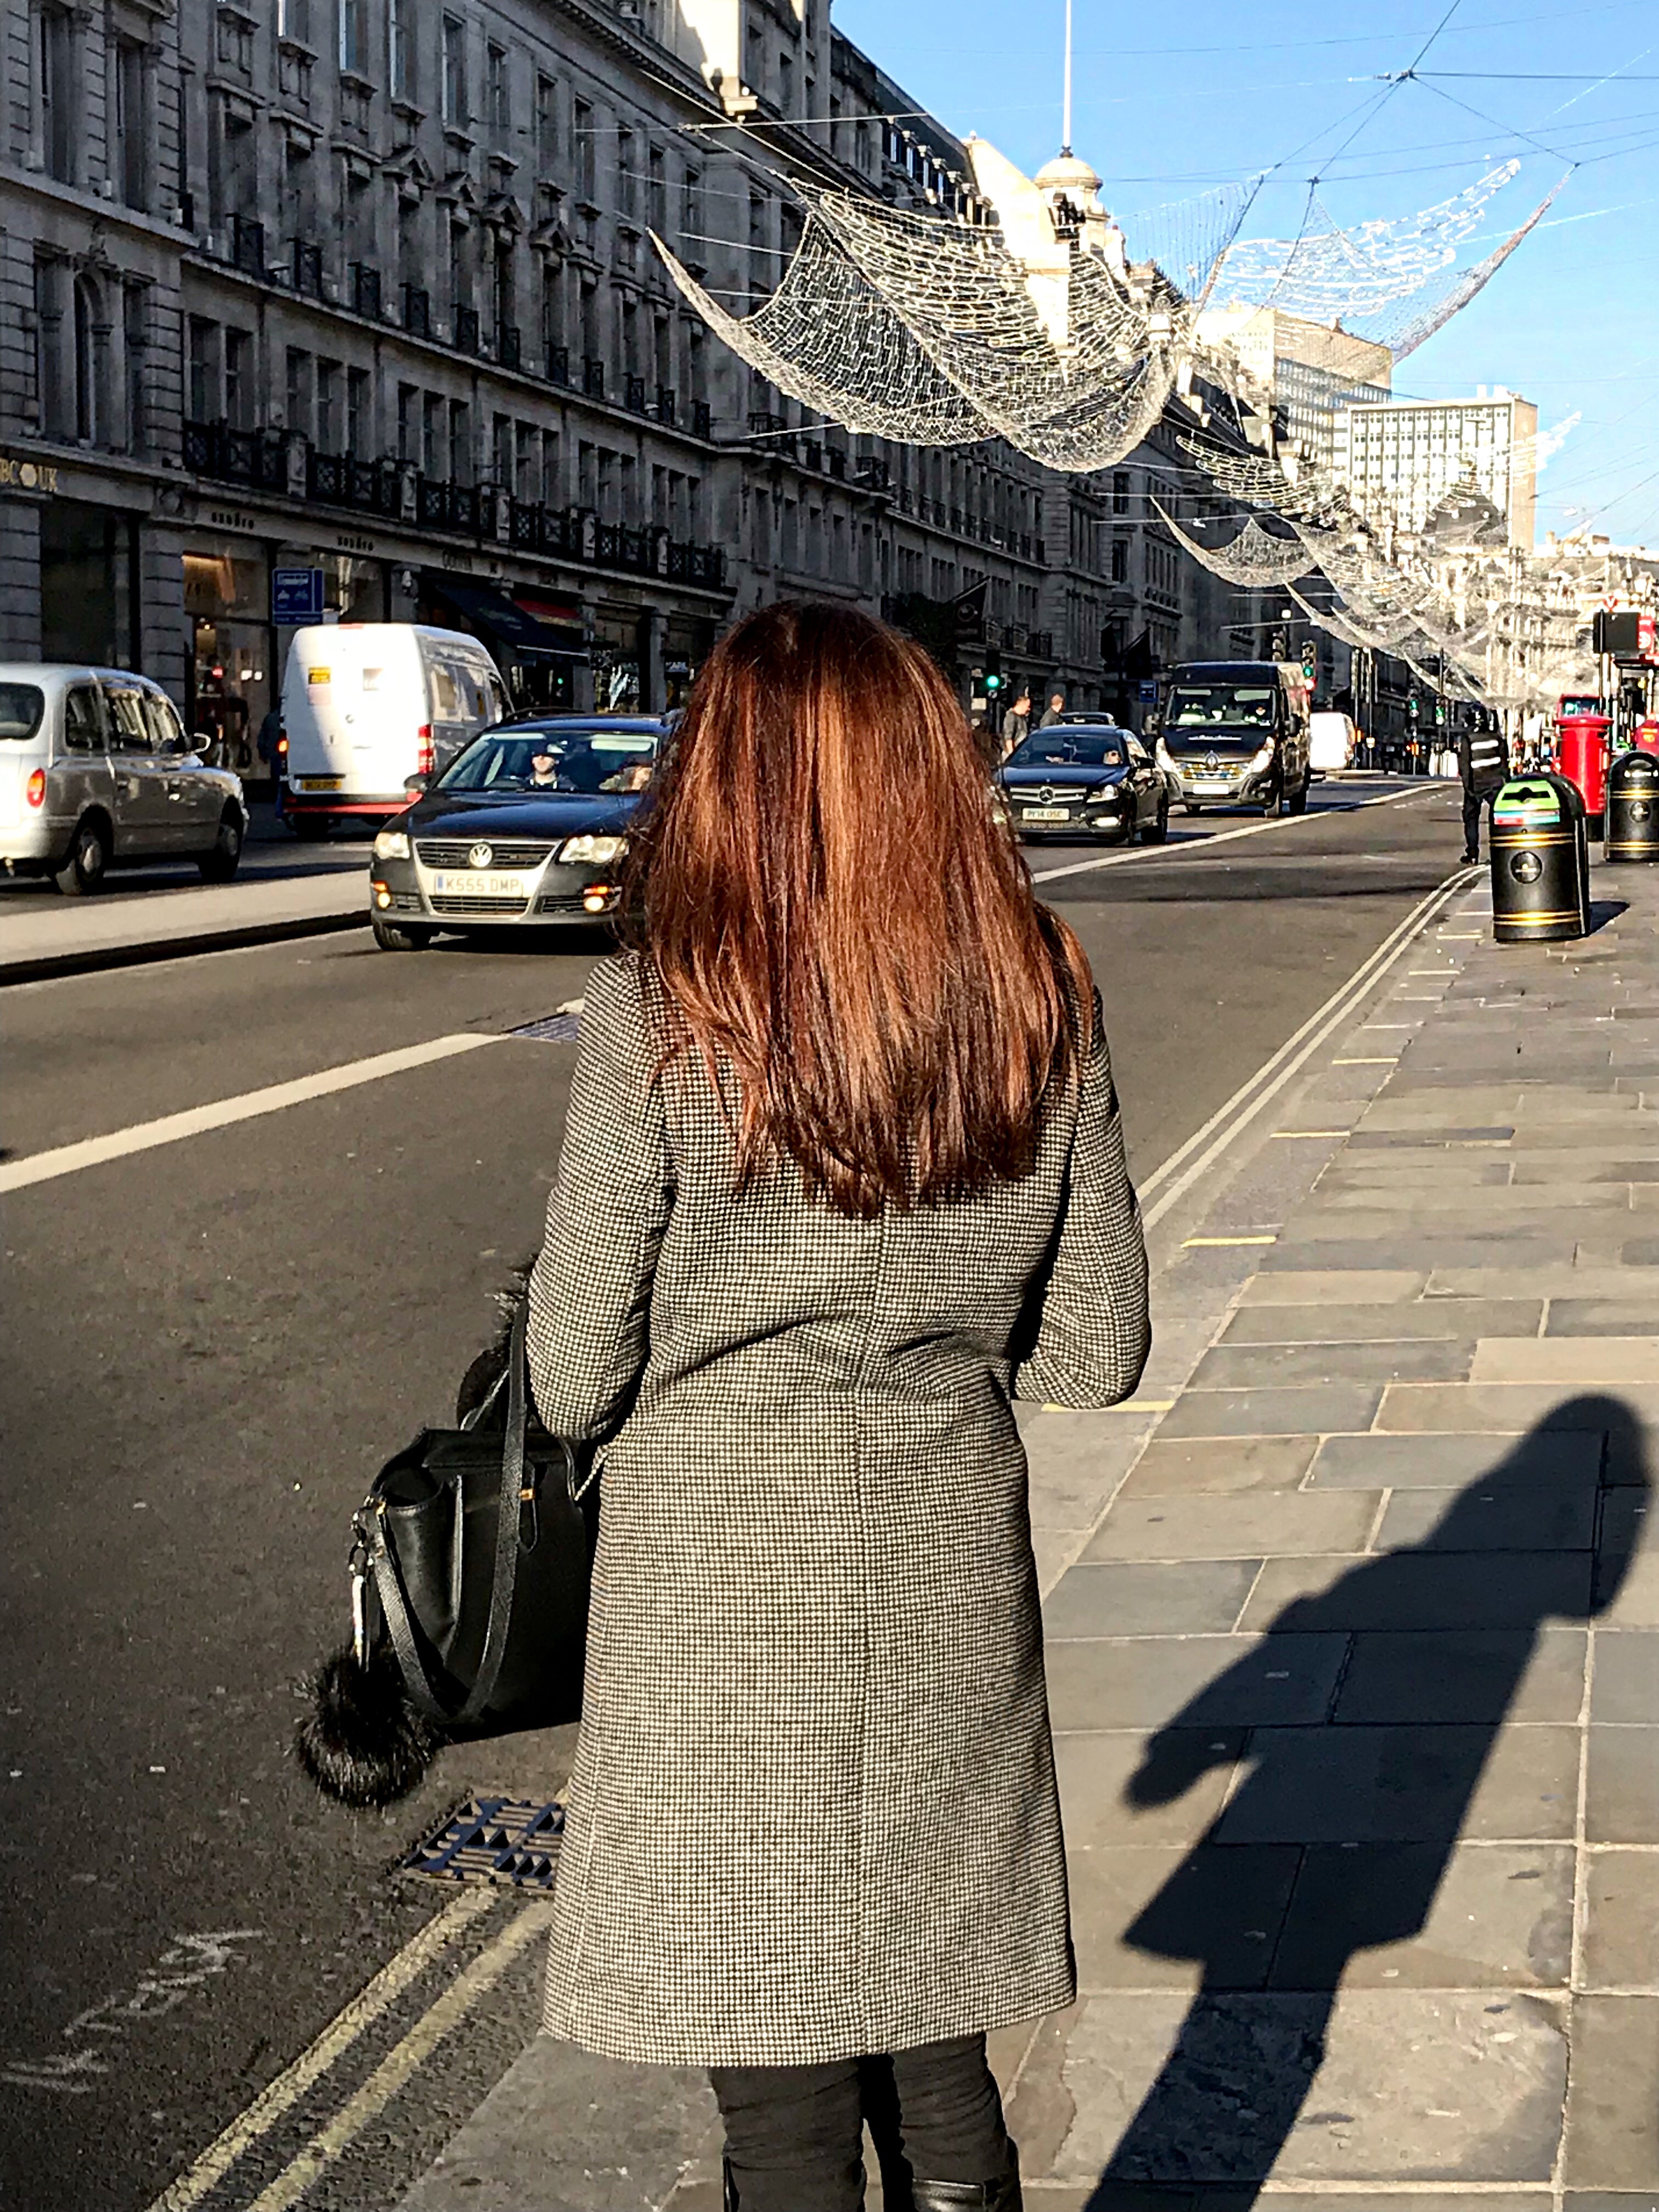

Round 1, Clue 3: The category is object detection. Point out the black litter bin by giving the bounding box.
[1606,750,1659,863]
[1491,774,1590,944]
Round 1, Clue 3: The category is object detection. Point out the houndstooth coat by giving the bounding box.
[527,952,1149,2067]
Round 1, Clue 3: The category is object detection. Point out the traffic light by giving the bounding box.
[983,647,1003,696]
[1408,697,1420,722]
[1300,640,1317,682]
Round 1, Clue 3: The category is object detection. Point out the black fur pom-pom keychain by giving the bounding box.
[295,1640,445,1810]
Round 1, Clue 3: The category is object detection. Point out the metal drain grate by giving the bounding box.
[510,1013,582,1042]
[403,1796,566,1889]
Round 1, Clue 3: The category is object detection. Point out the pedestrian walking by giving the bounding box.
[1458,712,1506,863]
[1000,689,1031,756]
[526,601,1150,2212]
[256,705,284,815]
[1037,690,1066,728]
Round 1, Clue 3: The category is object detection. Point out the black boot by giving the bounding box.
[724,2157,738,2211]
[908,2147,1022,2211]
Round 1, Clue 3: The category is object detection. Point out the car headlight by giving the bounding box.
[1248,742,1276,774]
[1155,742,1176,772]
[373,828,411,861]
[558,833,628,865]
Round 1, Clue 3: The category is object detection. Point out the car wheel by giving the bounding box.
[54,814,110,896]
[1141,799,1169,844]
[198,807,244,882]
[371,916,434,952]
[291,814,331,841]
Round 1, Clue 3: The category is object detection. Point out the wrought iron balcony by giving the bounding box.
[402,284,431,339]
[182,419,288,490]
[826,447,847,481]
[654,385,676,426]
[454,306,481,356]
[692,400,712,439]
[496,323,522,370]
[582,356,606,399]
[546,345,571,386]
[307,448,403,517]
[625,373,648,414]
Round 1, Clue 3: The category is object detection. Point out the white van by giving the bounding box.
[280,624,510,838]
[1308,710,1359,776]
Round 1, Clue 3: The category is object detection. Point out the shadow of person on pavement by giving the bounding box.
[1086,1396,1650,2203]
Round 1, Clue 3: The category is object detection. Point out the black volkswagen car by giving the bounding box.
[366,715,665,950]
[994,723,1168,844]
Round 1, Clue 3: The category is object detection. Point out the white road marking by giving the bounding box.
[242,1904,547,2212]
[143,1889,500,2212]
[1137,870,1476,1233]
[0,1032,502,1193]
[1026,783,1432,886]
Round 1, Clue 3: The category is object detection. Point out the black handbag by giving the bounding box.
[296,1309,596,1809]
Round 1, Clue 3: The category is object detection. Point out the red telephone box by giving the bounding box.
[1556,713,1612,836]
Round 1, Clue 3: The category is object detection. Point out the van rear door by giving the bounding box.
[284,640,353,789]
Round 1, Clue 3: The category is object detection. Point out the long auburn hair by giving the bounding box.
[621,601,1095,1218]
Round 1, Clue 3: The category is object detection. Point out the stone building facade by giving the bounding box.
[1,0,1246,754]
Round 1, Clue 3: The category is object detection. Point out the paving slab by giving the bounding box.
[1041,1561,1265,1638]
[1548,1301,1659,1335]
[1116,1438,1322,1498]
[1155,1386,1383,1439]
[1080,1493,1382,1563]
[1585,1725,1659,1842]
[1069,1844,1302,1991]
[1308,1431,1600,1489]
[1223,1300,1541,1346]
[1375,1382,1659,1434]
[1235,1552,1594,1631]
[1590,1629,1659,1721]
[1193,1341,1471,1387]
[1331,1629,1588,1724]
[1580,1849,1659,1994]
[1210,1722,1581,1844]
[1376,1483,1598,1551]
[1430,1266,1659,1298]
[1046,1635,1348,1731]
[1238,1270,1426,1304]
[1270,1841,1573,1990]
[1562,1996,1659,2187]
[1472,1338,1659,1384]
[1003,1990,1568,2183]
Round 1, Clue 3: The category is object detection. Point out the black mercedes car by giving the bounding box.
[994,724,1169,844]
[366,715,664,950]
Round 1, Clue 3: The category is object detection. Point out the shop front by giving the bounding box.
[41,497,141,668]
[418,573,589,715]
[182,542,270,771]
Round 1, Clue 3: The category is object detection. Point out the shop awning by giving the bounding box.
[421,574,589,661]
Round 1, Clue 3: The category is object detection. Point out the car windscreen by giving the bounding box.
[1164,685,1278,740]
[1006,731,1126,769]
[436,729,657,795]
[0,684,44,740]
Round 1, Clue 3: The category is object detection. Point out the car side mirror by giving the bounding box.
[403,772,429,795]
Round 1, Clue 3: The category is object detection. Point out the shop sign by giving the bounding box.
[0,452,58,494]
[273,567,326,623]
[208,506,258,533]
[336,532,376,555]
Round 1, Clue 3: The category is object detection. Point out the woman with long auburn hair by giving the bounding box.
[528,602,1149,2211]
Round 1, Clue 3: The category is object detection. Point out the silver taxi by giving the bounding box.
[0,665,248,893]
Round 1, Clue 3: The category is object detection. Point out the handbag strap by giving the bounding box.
[454,1304,533,1727]
[371,1305,562,1728]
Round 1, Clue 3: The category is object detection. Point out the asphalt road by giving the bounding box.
[0,776,1460,2211]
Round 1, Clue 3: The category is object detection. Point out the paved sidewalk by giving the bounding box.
[399,863,1659,2209]
[0,811,369,980]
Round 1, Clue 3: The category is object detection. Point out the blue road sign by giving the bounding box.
[1137,679,1158,704]
[272,568,326,623]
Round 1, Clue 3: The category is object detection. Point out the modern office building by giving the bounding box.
[1334,388,1540,550]
[1196,304,1392,475]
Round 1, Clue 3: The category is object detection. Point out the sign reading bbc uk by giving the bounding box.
[272,568,326,624]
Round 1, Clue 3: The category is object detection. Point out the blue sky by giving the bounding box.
[834,0,1659,545]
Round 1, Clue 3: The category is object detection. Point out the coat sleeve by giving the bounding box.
[1011,997,1150,1408]
[527,957,674,1444]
